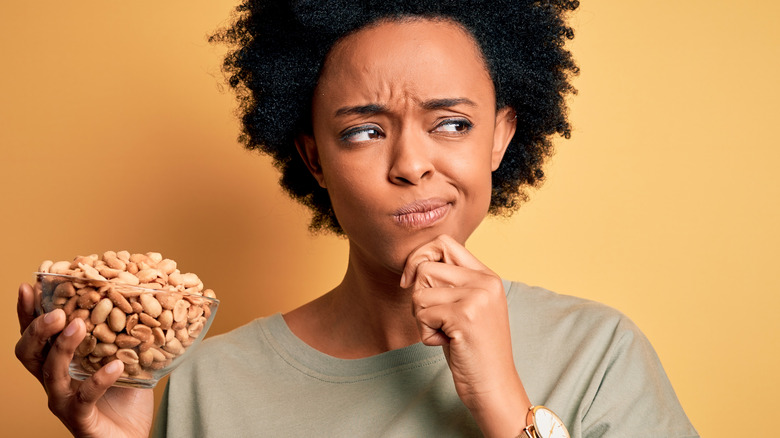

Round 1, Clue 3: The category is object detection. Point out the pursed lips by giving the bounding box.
[392,198,452,229]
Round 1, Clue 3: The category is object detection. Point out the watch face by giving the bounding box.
[533,407,570,438]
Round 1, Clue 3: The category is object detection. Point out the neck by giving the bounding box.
[284,241,422,358]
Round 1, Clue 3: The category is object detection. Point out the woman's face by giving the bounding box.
[298,18,516,275]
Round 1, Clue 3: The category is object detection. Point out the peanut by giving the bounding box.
[91,298,113,324]
[38,260,54,273]
[157,292,182,310]
[138,349,154,368]
[125,313,139,333]
[152,327,166,347]
[126,261,139,274]
[77,291,100,309]
[181,273,200,288]
[76,334,97,357]
[117,348,140,365]
[54,282,76,298]
[130,324,153,343]
[139,312,161,328]
[107,289,133,313]
[98,265,122,279]
[157,259,177,275]
[158,310,173,330]
[36,251,217,384]
[92,342,118,358]
[104,252,126,271]
[63,296,78,315]
[49,261,72,274]
[108,307,127,332]
[136,268,159,284]
[93,323,117,344]
[115,334,142,349]
[167,272,183,287]
[146,252,163,264]
[173,300,190,323]
[139,293,162,317]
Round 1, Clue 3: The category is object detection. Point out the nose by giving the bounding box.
[388,131,435,185]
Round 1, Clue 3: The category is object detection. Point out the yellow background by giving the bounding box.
[1,1,778,436]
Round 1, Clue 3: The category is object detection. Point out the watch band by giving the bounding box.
[520,405,539,438]
[520,405,570,438]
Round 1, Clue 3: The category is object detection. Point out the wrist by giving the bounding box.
[464,374,531,438]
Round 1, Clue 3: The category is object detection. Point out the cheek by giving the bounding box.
[446,145,495,200]
[320,156,384,221]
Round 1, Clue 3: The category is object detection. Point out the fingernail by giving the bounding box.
[43,311,57,324]
[63,320,79,337]
[105,360,122,374]
[400,273,406,287]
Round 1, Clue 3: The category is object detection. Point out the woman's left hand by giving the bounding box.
[401,234,531,438]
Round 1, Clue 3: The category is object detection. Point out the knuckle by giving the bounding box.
[485,274,503,292]
[42,366,56,388]
[414,306,429,321]
[13,339,26,362]
[76,383,96,405]
[474,290,491,308]
[460,306,478,325]
[47,397,59,415]
[410,288,424,304]
[435,234,451,244]
[415,260,431,276]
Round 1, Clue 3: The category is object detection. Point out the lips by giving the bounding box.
[393,198,452,229]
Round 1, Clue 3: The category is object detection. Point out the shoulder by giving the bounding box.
[503,280,658,398]
[504,280,634,335]
[172,314,281,378]
[502,281,698,437]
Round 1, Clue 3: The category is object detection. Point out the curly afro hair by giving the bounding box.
[211,0,579,234]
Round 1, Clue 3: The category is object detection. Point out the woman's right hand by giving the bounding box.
[15,282,153,438]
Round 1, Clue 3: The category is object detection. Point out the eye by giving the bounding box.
[433,118,473,135]
[339,125,384,144]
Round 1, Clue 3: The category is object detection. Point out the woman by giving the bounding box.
[15,1,698,436]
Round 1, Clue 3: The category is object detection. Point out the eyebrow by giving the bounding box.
[333,97,476,117]
[421,97,477,110]
[334,104,388,117]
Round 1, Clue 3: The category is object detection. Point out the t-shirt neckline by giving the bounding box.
[256,279,512,382]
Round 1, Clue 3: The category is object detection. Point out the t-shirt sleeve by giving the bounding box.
[150,381,170,438]
[580,316,698,438]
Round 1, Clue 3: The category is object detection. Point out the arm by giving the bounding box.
[401,235,532,438]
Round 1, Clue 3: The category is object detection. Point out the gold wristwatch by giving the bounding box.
[522,405,570,438]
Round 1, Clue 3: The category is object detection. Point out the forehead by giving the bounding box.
[314,18,495,110]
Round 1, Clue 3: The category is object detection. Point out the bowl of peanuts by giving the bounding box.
[35,251,219,388]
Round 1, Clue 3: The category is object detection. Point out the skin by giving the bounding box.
[15,17,530,438]
[15,283,153,437]
[288,19,531,437]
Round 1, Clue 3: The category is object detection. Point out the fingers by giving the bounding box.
[42,318,85,400]
[409,259,507,348]
[15,308,67,383]
[42,319,123,421]
[74,359,124,406]
[17,283,37,335]
[411,260,498,291]
[401,235,489,288]
[414,299,459,346]
[412,287,498,345]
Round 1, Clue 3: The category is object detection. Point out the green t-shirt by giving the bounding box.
[152,281,698,437]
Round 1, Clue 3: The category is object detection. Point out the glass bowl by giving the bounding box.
[35,272,219,388]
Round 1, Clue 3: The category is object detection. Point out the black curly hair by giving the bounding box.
[211,0,579,234]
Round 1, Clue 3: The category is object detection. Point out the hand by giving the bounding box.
[401,235,531,438]
[15,282,153,438]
